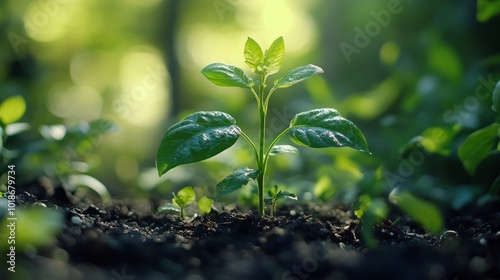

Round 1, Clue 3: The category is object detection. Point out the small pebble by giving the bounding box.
[71,216,83,225]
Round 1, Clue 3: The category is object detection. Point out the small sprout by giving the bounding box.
[172,186,196,220]
[197,196,214,215]
[264,185,297,217]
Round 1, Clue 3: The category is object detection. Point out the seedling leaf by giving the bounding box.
[269,145,299,156]
[275,190,297,201]
[173,186,196,207]
[198,196,214,214]
[157,111,241,176]
[244,37,264,74]
[289,108,369,153]
[265,37,285,75]
[275,64,324,89]
[201,63,253,88]
[216,167,259,198]
[458,123,499,175]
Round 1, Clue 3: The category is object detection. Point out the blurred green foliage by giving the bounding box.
[0,0,498,232]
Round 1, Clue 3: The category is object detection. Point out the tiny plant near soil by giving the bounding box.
[265,185,297,217]
[156,37,369,216]
[158,186,214,219]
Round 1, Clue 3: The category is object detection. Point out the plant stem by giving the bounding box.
[257,74,267,217]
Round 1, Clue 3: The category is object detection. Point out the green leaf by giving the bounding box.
[201,63,253,88]
[0,95,26,125]
[492,79,500,112]
[477,0,500,22]
[158,203,180,213]
[389,189,443,234]
[156,111,241,176]
[275,190,297,201]
[458,123,499,175]
[289,108,369,152]
[269,145,299,156]
[275,64,324,89]
[264,37,285,75]
[67,175,110,200]
[173,186,196,208]
[198,196,214,214]
[244,37,264,74]
[216,167,259,198]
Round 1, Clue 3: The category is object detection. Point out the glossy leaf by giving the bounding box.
[173,186,196,208]
[264,37,285,75]
[288,108,369,152]
[244,37,264,74]
[389,189,443,234]
[275,64,324,89]
[157,111,241,176]
[492,79,500,112]
[201,63,253,88]
[0,95,26,125]
[198,196,214,214]
[458,123,499,175]
[269,145,299,157]
[216,167,259,198]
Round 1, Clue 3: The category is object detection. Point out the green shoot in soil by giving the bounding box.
[156,37,369,216]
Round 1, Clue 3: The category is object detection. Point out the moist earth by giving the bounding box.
[2,180,500,280]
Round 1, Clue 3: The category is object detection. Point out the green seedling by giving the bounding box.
[173,186,196,220]
[158,187,214,219]
[156,36,369,216]
[264,185,297,217]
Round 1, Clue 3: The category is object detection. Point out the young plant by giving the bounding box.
[158,187,214,219]
[264,185,297,217]
[156,37,369,216]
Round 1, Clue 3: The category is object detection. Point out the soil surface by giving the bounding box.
[2,180,500,280]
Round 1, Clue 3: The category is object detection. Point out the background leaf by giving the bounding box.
[201,63,253,88]
[492,79,500,112]
[269,145,299,156]
[157,111,241,176]
[458,123,499,175]
[264,37,285,75]
[477,0,500,22]
[289,108,369,152]
[389,189,443,234]
[244,37,264,74]
[275,64,324,89]
[0,95,26,125]
[216,167,259,198]
[158,203,180,213]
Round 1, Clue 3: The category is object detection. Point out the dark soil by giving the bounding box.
[3,180,500,280]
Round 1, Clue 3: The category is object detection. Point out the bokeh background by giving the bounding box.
[1,0,499,208]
